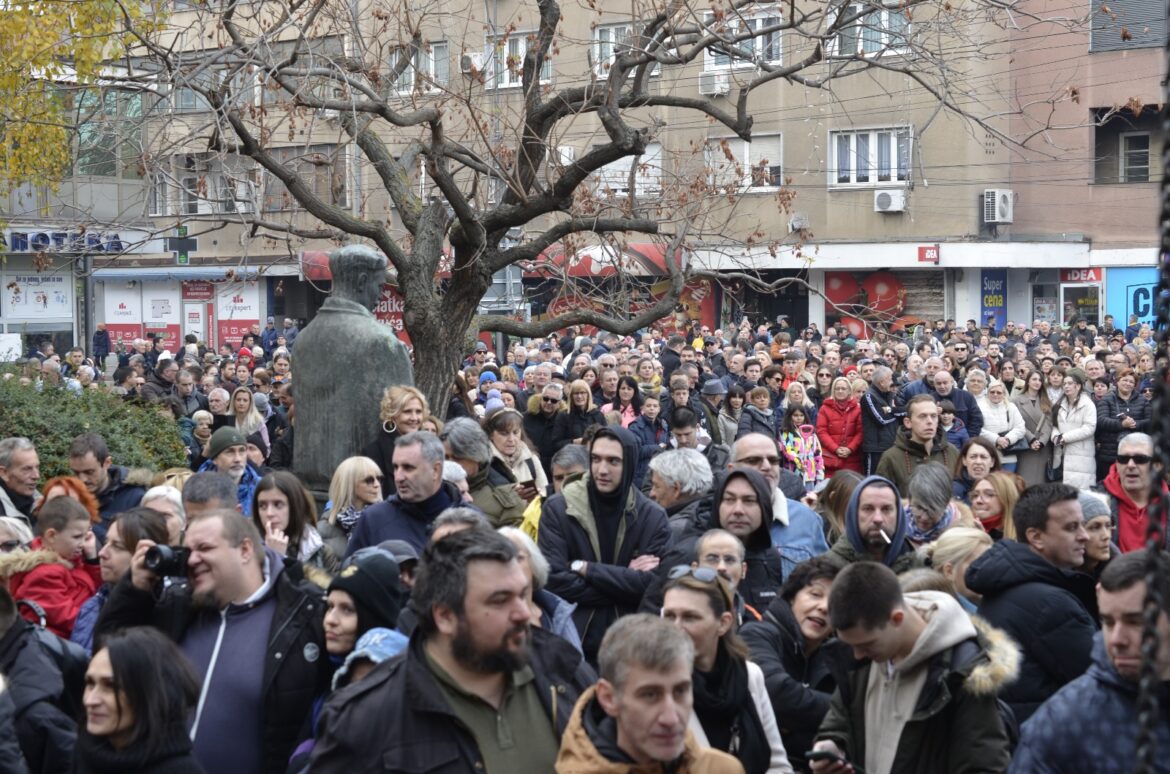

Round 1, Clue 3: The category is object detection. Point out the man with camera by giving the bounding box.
[94,508,328,774]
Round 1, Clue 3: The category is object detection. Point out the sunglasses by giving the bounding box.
[669,565,718,582]
[1117,454,1153,465]
[361,476,381,485]
[0,540,22,552]
[542,396,561,403]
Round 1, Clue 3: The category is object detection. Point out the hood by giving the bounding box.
[964,538,1092,597]
[1085,631,1139,694]
[587,426,640,505]
[843,475,909,566]
[965,615,1022,696]
[714,467,774,550]
[119,466,156,489]
[0,549,70,580]
[898,591,979,674]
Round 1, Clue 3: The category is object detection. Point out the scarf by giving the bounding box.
[691,647,771,774]
[296,526,325,564]
[906,502,957,544]
[334,504,363,533]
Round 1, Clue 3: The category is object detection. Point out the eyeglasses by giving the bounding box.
[542,396,561,403]
[737,454,781,466]
[669,565,718,583]
[1117,454,1153,466]
[361,476,381,485]
[953,347,968,352]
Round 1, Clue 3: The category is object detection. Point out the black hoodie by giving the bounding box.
[588,427,642,564]
[711,468,784,614]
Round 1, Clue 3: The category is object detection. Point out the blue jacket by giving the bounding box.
[534,588,583,655]
[943,417,971,451]
[95,466,148,543]
[769,496,830,579]
[1010,634,1170,773]
[931,387,984,439]
[345,481,463,556]
[70,585,108,655]
[627,415,669,487]
[196,459,263,514]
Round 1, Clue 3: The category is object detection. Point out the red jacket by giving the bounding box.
[2,538,101,637]
[1103,466,1167,553]
[816,398,864,475]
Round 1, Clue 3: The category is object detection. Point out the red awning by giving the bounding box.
[522,242,683,278]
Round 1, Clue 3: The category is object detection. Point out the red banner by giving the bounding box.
[143,323,182,352]
[373,285,412,345]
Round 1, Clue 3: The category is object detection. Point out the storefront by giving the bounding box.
[1057,267,1103,326]
[0,258,78,359]
[822,268,947,336]
[1104,266,1159,328]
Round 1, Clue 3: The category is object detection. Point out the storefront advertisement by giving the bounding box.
[1105,267,1159,329]
[4,273,72,319]
[142,281,183,352]
[373,285,412,345]
[102,283,143,345]
[215,282,260,348]
[980,270,1007,331]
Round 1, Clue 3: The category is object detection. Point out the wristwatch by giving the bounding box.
[571,560,586,574]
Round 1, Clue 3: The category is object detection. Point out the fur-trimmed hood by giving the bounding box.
[0,549,70,581]
[121,467,157,489]
[966,613,1021,696]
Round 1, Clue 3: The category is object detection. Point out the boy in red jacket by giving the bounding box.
[0,496,100,636]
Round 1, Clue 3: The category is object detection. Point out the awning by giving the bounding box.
[92,266,262,281]
[522,242,684,278]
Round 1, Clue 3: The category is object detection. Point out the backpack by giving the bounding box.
[16,599,88,717]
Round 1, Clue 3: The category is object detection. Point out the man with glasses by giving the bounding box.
[1097,433,1165,553]
[524,383,564,482]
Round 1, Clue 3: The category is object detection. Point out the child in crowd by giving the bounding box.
[939,398,970,449]
[629,393,670,488]
[738,386,778,438]
[779,406,824,491]
[0,497,100,637]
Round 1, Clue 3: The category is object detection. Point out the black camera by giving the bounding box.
[144,545,191,577]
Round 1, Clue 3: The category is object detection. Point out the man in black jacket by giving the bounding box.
[539,426,672,663]
[95,509,329,774]
[965,481,1097,724]
[311,527,595,772]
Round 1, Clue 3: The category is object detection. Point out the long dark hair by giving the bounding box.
[614,375,643,411]
[96,627,200,756]
[252,471,318,557]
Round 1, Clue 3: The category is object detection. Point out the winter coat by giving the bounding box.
[1009,633,1170,774]
[91,329,111,360]
[964,538,1098,724]
[741,596,852,772]
[74,728,205,774]
[1095,390,1151,465]
[816,593,1019,774]
[717,407,741,450]
[873,428,960,499]
[931,387,984,439]
[779,426,823,489]
[976,397,1027,466]
[95,551,329,774]
[312,628,595,773]
[345,480,463,555]
[0,615,75,774]
[860,384,901,455]
[525,395,564,482]
[942,418,971,451]
[1053,393,1097,489]
[553,407,607,451]
[738,405,777,440]
[0,677,27,774]
[628,415,670,488]
[359,426,400,496]
[467,457,527,528]
[1101,466,1169,553]
[492,441,550,498]
[94,466,151,542]
[539,429,672,662]
[815,399,863,475]
[138,372,175,403]
[0,544,101,638]
[659,346,683,381]
[555,686,744,774]
[195,459,263,520]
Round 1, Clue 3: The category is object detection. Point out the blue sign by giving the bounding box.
[980,269,1007,331]
[1105,267,1159,328]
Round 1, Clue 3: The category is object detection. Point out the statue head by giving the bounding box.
[330,245,387,311]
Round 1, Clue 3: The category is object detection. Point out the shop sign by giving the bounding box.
[4,230,126,253]
[4,273,72,319]
[980,269,1007,330]
[182,281,216,301]
[1059,268,1102,283]
[917,245,940,264]
[1105,267,1159,328]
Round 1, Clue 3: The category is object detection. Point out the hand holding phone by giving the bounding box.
[807,743,861,773]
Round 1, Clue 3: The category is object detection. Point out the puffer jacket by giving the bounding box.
[1052,393,1097,489]
[467,457,527,529]
[741,596,852,772]
[1095,391,1151,466]
[964,538,1097,724]
[816,593,1019,774]
[976,397,1027,465]
[556,686,744,774]
[0,544,102,638]
[816,399,863,475]
[94,466,152,542]
[860,384,901,455]
[1009,633,1170,773]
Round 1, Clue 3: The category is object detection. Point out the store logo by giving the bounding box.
[118,303,127,310]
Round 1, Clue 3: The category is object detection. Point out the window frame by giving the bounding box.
[827,127,912,188]
[594,22,661,76]
[595,141,663,197]
[705,134,784,192]
[261,144,350,212]
[1119,131,1151,183]
[394,40,451,94]
[827,1,911,58]
[703,8,783,71]
[486,31,553,89]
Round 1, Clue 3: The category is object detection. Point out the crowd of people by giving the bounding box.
[0,309,1165,773]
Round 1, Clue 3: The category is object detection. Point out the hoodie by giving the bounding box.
[1102,465,1167,553]
[712,468,784,613]
[824,475,917,570]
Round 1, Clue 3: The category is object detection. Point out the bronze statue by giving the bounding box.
[293,245,413,491]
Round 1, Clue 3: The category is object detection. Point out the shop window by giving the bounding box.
[1093,106,1160,184]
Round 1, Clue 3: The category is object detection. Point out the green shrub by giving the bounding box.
[0,377,187,478]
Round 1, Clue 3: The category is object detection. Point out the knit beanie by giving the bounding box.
[1079,491,1113,527]
[329,551,404,636]
[207,427,247,461]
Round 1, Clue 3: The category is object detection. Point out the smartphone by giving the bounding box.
[806,750,864,772]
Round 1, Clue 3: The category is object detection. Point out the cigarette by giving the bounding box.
[880,530,891,544]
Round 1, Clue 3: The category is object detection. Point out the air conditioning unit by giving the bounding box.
[983,188,1014,224]
[461,52,485,75]
[699,71,730,96]
[874,189,906,213]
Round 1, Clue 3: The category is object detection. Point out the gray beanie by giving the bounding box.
[1078,491,1113,526]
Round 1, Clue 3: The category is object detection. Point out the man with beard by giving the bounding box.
[197,427,264,511]
[312,527,594,771]
[95,509,328,774]
[819,475,922,573]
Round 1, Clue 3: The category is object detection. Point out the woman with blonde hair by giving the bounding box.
[968,471,1022,541]
[362,385,428,491]
[319,456,384,558]
[552,378,606,449]
[922,527,994,610]
[230,386,268,449]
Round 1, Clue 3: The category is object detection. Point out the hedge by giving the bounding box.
[0,377,188,479]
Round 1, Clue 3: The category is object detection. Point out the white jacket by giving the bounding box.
[1054,394,1097,489]
[976,397,1027,465]
[688,659,794,774]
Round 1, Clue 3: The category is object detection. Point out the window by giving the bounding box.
[148,173,170,216]
[828,2,909,57]
[705,10,782,69]
[173,67,258,113]
[1120,133,1151,182]
[262,145,348,211]
[594,23,661,75]
[829,128,911,186]
[487,32,552,89]
[148,154,259,217]
[75,89,143,178]
[595,142,662,196]
[705,134,783,191]
[395,41,451,93]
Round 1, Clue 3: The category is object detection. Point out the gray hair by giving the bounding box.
[181,471,239,509]
[871,365,893,384]
[648,449,713,496]
[431,507,491,534]
[0,438,35,469]
[906,463,955,520]
[1119,432,1154,455]
[395,430,446,465]
[697,528,745,562]
[208,388,230,403]
[598,613,695,690]
[551,443,589,470]
[440,418,493,467]
[442,460,468,483]
[141,486,186,524]
[498,526,551,589]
